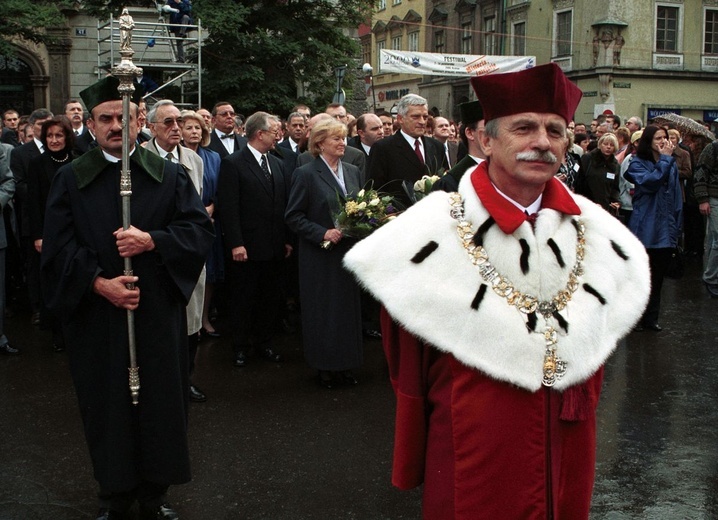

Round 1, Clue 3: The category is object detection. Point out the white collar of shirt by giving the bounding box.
[215,128,235,153]
[361,142,371,155]
[469,154,485,165]
[319,155,347,195]
[289,137,300,152]
[155,141,179,162]
[400,130,422,150]
[34,138,44,154]
[491,181,543,214]
[247,143,269,172]
[101,147,136,163]
[74,124,84,135]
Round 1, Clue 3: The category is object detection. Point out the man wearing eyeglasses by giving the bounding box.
[207,102,247,158]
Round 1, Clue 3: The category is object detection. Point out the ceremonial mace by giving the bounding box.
[114,8,143,405]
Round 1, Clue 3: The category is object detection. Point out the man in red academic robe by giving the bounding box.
[344,63,651,519]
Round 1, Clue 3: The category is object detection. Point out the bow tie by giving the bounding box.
[221,134,233,139]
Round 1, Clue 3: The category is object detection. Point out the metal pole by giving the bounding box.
[113,8,144,405]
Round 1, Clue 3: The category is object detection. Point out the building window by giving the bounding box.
[435,30,445,54]
[392,0,401,4]
[706,9,718,54]
[408,32,419,52]
[554,9,573,57]
[377,0,386,10]
[656,5,680,52]
[392,35,402,50]
[377,40,385,69]
[362,40,371,66]
[512,21,526,56]
[461,21,473,55]
[483,16,496,54]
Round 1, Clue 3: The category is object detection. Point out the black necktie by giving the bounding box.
[221,134,233,139]
[260,154,272,182]
[166,151,175,163]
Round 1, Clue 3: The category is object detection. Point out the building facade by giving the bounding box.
[364,0,718,126]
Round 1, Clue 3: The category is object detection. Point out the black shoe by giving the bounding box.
[140,503,179,520]
[317,371,335,390]
[340,370,359,386]
[261,347,282,363]
[96,509,126,520]
[363,329,382,340]
[234,351,247,368]
[0,343,19,355]
[189,384,206,402]
[200,327,220,338]
[643,322,663,332]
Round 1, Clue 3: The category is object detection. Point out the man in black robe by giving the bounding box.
[40,76,214,520]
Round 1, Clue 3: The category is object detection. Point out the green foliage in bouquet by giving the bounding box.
[334,188,399,239]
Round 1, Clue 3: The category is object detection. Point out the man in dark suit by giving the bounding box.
[0,143,17,354]
[349,113,384,157]
[65,99,93,154]
[297,114,366,181]
[1,110,21,148]
[432,101,486,193]
[367,93,448,206]
[10,108,53,324]
[217,112,292,367]
[433,116,459,168]
[277,112,306,154]
[207,101,247,158]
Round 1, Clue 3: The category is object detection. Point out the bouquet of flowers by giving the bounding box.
[333,188,399,239]
[403,174,442,204]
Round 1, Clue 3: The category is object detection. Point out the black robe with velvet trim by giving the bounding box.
[40,146,214,491]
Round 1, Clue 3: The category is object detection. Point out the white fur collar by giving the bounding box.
[344,174,650,391]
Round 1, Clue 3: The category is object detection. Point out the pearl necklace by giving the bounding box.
[449,192,586,386]
[50,153,69,163]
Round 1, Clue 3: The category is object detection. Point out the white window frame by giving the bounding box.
[461,21,473,55]
[703,6,718,54]
[655,2,683,53]
[483,16,496,55]
[553,8,573,58]
[376,40,386,70]
[391,35,403,51]
[377,0,386,10]
[408,32,419,53]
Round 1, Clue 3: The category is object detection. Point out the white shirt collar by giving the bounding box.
[361,142,371,155]
[154,140,178,161]
[34,138,44,153]
[101,147,136,163]
[400,130,421,149]
[491,181,543,214]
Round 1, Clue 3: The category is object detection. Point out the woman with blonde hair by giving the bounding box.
[576,132,621,214]
[180,110,224,340]
[285,119,364,389]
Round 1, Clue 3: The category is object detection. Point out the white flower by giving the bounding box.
[357,201,367,210]
[413,179,425,192]
[357,189,365,198]
[369,198,380,206]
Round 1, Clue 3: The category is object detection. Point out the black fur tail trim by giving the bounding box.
[470,284,487,310]
[472,217,495,247]
[583,283,607,305]
[519,239,530,274]
[526,312,538,332]
[552,310,569,333]
[547,238,566,268]
[410,241,439,263]
[610,240,629,260]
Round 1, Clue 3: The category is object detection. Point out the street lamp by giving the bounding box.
[362,62,377,113]
[333,65,347,105]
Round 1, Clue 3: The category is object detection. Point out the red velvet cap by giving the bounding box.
[470,63,582,124]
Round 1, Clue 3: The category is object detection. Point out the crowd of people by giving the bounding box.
[1,63,716,519]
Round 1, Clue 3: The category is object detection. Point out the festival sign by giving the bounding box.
[379,50,535,77]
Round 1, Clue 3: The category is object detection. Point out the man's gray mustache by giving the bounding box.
[516,151,558,164]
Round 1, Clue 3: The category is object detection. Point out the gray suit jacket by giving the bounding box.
[0,143,16,249]
[143,139,205,333]
[297,145,366,184]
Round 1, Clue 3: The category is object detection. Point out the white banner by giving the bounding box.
[379,50,535,77]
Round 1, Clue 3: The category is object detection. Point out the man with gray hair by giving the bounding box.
[367,93,448,206]
[217,111,292,368]
[625,116,643,135]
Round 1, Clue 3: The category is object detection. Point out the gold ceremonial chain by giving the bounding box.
[448,193,586,386]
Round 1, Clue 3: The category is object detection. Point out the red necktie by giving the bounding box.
[414,139,424,165]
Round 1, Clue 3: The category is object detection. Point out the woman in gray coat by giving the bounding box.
[285,119,364,389]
